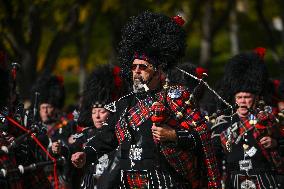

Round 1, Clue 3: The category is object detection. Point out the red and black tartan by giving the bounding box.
[125,171,149,189]
[157,86,221,189]
[115,85,221,188]
[220,112,284,174]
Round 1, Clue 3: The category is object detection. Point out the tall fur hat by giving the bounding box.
[31,75,65,109]
[218,48,269,104]
[118,11,187,81]
[78,64,126,126]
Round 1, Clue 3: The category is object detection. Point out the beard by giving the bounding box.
[133,75,146,93]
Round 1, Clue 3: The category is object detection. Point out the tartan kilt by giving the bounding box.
[124,171,149,189]
[121,170,191,189]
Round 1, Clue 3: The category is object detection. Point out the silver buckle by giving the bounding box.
[240,179,256,189]
[129,145,143,160]
[239,159,252,172]
[245,146,257,157]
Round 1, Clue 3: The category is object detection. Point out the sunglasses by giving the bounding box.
[131,64,149,71]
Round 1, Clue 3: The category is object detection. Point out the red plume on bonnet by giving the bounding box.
[253,47,266,60]
[195,67,208,79]
[172,15,185,26]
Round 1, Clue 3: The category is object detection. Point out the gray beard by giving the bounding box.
[133,78,148,93]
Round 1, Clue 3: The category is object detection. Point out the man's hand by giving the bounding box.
[71,152,86,168]
[51,141,61,154]
[151,124,177,142]
[68,135,76,144]
[260,136,277,149]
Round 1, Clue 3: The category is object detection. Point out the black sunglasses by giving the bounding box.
[131,64,149,71]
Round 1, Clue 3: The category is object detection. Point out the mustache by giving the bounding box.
[133,75,145,83]
[133,75,147,93]
[133,75,142,79]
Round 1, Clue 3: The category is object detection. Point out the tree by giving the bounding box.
[0,0,83,98]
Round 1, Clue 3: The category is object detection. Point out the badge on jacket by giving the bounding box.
[168,88,182,99]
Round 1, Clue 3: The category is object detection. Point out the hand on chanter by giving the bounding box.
[152,124,177,142]
[71,151,86,168]
[260,136,277,149]
[68,135,76,144]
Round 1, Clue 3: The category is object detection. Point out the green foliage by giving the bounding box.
[1,0,283,108]
[63,72,79,107]
[87,14,113,69]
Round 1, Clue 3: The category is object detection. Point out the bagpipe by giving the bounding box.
[150,68,235,128]
[175,66,281,137]
[0,62,63,189]
[249,100,281,142]
[0,156,65,178]
[69,126,95,143]
[104,65,235,127]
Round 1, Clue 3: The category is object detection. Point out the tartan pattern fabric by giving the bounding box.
[125,171,149,189]
[115,115,132,144]
[115,96,154,144]
[194,125,221,188]
[159,143,201,189]
[220,113,284,174]
[127,96,153,129]
[157,86,221,188]
[220,127,231,152]
[123,170,191,189]
[115,85,221,188]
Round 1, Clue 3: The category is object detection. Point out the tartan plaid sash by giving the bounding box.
[127,96,154,129]
[115,96,154,144]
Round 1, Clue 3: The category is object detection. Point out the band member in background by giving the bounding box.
[70,64,126,189]
[31,75,71,188]
[211,48,284,189]
[0,53,23,189]
[0,53,51,189]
